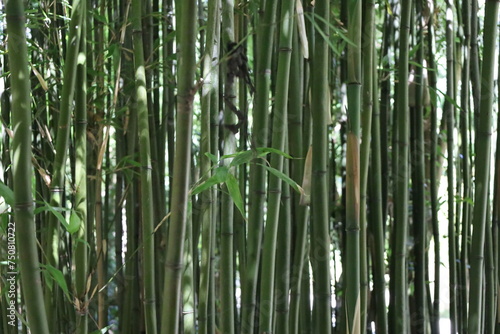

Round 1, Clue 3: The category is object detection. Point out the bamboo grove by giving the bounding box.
[1,0,500,333]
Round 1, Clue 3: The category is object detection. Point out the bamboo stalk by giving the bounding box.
[7,0,50,330]
[198,1,220,333]
[391,1,412,332]
[74,5,88,331]
[425,5,440,332]
[345,0,362,331]
[161,0,197,331]
[371,43,388,334]
[359,0,375,330]
[220,0,237,332]
[131,0,158,331]
[411,2,428,332]
[240,0,278,332]
[444,3,458,332]
[288,19,310,334]
[44,0,83,328]
[459,0,472,330]
[310,0,332,332]
[275,158,291,333]
[258,0,294,330]
[468,1,499,332]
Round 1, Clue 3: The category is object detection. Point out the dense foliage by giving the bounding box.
[1,0,499,333]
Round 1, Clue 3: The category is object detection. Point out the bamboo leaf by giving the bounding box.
[225,173,246,220]
[35,204,70,231]
[205,152,218,164]
[68,210,81,235]
[31,65,48,91]
[258,163,304,196]
[0,181,14,206]
[256,147,293,159]
[229,150,255,167]
[42,264,71,302]
[191,166,229,195]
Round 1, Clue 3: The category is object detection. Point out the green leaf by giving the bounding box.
[68,210,81,235]
[229,150,255,167]
[256,147,293,159]
[191,166,229,195]
[35,204,70,231]
[225,173,246,220]
[258,163,304,196]
[0,181,14,206]
[205,152,218,164]
[42,264,71,301]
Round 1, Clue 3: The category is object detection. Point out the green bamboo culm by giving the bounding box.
[391,0,412,332]
[371,44,388,334]
[220,0,236,332]
[310,0,332,332]
[359,0,375,330]
[73,3,88,332]
[444,2,457,332]
[131,0,158,331]
[411,0,427,331]
[288,19,310,334]
[161,0,197,332]
[345,0,362,331]
[198,0,220,333]
[258,0,294,330]
[7,0,50,331]
[468,0,499,332]
[44,0,83,328]
[240,0,278,332]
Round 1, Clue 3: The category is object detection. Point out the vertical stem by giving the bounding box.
[161,0,197,332]
[44,1,83,328]
[359,0,374,330]
[346,0,362,331]
[391,1,412,332]
[459,0,471,330]
[310,0,332,332]
[198,1,220,333]
[220,0,236,332]
[468,1,499,332]
[258,0,294,330]
[74,4,88,332]
[371,40,388,334]
[131,0,158,331]
[7,0,50,331]
[240,0,278,332]
[444,3,457,332]
[426,4,440,332]
[411,1,427,332]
